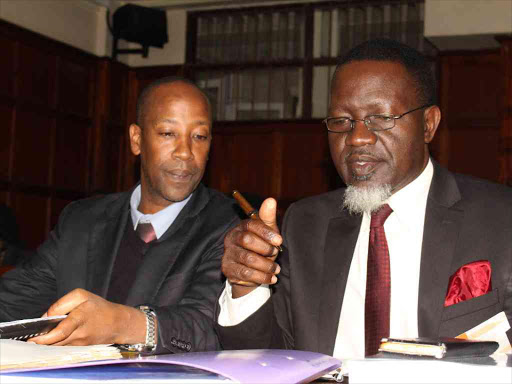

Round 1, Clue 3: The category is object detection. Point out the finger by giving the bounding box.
[241,221,281,255]
[53,338,89,347]
[227,258,279,286]
[46,289,91,317]
[258,198,279,233]
[29,315,81,345]
[236,248,280,274]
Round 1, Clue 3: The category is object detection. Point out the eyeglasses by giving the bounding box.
[323,104,432,133]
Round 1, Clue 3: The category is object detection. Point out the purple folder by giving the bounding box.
[1,349,341,383]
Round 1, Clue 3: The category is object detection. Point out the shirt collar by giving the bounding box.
[386,158,434,224]
[130,185,192,239]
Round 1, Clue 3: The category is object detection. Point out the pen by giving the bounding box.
[232,190,282,252]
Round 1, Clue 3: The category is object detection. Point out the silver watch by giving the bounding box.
[119,305,157,353]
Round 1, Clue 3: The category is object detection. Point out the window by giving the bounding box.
[187,0,430,121]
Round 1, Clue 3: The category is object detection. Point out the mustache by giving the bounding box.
[344,149,383,162]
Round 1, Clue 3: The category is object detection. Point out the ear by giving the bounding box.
[423,105,441,144]
[129,124,142,156]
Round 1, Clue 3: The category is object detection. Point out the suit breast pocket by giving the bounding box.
[439,289,501,336]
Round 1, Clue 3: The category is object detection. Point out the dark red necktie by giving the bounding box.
[365,204,393,356]
[136,222,157,243]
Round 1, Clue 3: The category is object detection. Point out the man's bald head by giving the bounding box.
[136,76,211,127]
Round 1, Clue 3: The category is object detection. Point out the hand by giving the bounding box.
[222,198,282,298]
[29,289,147,346]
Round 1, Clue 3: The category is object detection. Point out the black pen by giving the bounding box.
[232,190,282,253]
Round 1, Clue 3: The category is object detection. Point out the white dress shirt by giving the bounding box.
[130,185,192,239]
[218,160,434,360]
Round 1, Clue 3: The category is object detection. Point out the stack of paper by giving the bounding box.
[0,339,122,371]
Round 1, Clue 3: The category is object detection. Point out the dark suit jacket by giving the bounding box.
[0,184,239,354]
[216,162,512,354]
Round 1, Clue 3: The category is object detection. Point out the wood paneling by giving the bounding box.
[13,109,53,186]
[58,60,94,118]
[280,128,332,200]
[435,51,503,183]
[0,35,16,98]
[205,121,333,211]
[0,104,13,180]
[13,193,48,249]
[0,19,131,250]
[18,43,57,108]
[54,118,89,191]
[497,36,512,185]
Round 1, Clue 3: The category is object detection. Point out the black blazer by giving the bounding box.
[0,184,239,354]
[216,162,512,354]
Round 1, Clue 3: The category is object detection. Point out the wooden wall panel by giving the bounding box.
[0,35,16,98]
[206,132,233,192]
[13,109,53,186]
[436,52,503,183]
[0,19,131,250]
[13,193,48,249]
[109,63,129,122]
[231,133,274,197]
[90,59,132,194]
[59,60,94,118]
[54,118,89,191]
[0,104,13,180]
[280,129,332,201]
[497,36,512,185]
[448,129,500,181]
[205,122,333,211]
[18,44,57,108]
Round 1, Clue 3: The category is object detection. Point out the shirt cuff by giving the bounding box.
[217,281,271,326]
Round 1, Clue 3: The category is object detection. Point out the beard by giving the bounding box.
[342,184,392,215]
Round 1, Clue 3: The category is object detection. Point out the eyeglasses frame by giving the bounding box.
[323,104,433,133]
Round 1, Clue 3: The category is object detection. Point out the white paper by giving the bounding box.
[457,311,512,354]
[0,339,122,370]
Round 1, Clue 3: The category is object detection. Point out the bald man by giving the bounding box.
[0,77,239,354]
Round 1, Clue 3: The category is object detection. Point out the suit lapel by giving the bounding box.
[124,185,210,306]
[317,211,362,355]
[418,162,464,336]
[86,192,131,297]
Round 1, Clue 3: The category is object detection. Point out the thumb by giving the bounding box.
[259,198,279,232]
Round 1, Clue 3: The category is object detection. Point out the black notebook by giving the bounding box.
[0,316,66,341]
[379,337,499,359]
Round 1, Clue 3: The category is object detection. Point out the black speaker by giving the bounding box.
[113,4,168,49]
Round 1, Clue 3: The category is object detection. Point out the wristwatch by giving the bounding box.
[119,305,157,353]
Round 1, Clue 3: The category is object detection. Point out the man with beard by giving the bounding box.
[216,39,512,359]
[0,77,239,354]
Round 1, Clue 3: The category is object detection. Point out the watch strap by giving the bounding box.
[118,305,157,353]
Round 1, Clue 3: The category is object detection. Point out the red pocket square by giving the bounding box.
[444,260,492,307]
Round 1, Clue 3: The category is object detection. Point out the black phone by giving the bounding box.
[0,315,67,340]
